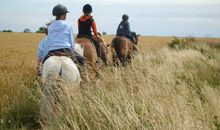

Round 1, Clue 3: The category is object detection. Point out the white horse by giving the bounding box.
[42,43,84,85]
[41,44,84,118]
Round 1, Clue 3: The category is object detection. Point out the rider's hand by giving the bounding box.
[95,35,101,41]
[36,65,41,77]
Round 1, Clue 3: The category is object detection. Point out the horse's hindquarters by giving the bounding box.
[111,37,134,65]
[75,38,97,65]
[42,56,81,85]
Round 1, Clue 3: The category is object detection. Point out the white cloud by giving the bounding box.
[84,0,220,5]
[0,0,220,36]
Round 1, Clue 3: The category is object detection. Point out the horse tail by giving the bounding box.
[112,37,122,58]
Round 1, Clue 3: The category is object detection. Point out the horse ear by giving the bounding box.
[137,34,141,37]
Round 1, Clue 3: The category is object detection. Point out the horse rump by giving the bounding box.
[111,37,128,66]
[42,56,81,85]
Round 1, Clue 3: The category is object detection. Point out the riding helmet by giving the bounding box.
[52,4,69,16]
[122,14,129,21]
[83,4,92,13]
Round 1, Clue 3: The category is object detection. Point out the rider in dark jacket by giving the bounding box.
[116,14,135,43]
[77,4,101,58]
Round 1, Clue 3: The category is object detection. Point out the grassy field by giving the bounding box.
[0,32,220,130]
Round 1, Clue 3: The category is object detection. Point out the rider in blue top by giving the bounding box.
[44,4,85,64]
[47,19,74,51]
[36,4,85,76]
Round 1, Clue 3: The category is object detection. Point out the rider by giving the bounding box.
[116,14,135,43]
[76,4,101,58]
[36,4,85,76]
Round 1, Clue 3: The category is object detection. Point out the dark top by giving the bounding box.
[78,17,94,37]
[116,21,131,36]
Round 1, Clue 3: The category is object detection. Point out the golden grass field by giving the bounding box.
[0,32,220,130]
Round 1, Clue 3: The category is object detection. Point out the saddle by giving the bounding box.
[48,50,70,57]
[77,35,95,45]
[42,49,72,64]
[116,36,134,44]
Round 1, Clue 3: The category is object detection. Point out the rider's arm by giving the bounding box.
[91,20,98,36]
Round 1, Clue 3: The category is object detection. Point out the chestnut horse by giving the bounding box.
[75,34,108,66]
[111,32,140,66]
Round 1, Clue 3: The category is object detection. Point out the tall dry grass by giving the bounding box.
[0,33,220,130]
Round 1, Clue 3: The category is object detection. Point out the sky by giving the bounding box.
[0,0,220,37]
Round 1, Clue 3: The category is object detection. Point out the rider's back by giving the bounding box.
[116,21,131,36]
[47,20,74,51]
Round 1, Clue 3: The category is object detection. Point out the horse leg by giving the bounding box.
[127,53,133,64]
[112,52,119,66]
[132,44,138,55]
[119,55,127,66]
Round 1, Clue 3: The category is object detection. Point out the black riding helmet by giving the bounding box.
[122,14,129,21]
[52,4,69,16]
[83,4,92,13]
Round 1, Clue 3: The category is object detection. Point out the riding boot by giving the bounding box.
[95,44,101,58]
[132,44,138,54]
[131,37,135,44]
[91,38,101,58]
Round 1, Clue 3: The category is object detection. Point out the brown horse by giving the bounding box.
[111,32,140,66]
[75,34,108,66]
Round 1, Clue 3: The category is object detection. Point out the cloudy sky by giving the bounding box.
[0,0,220,37]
